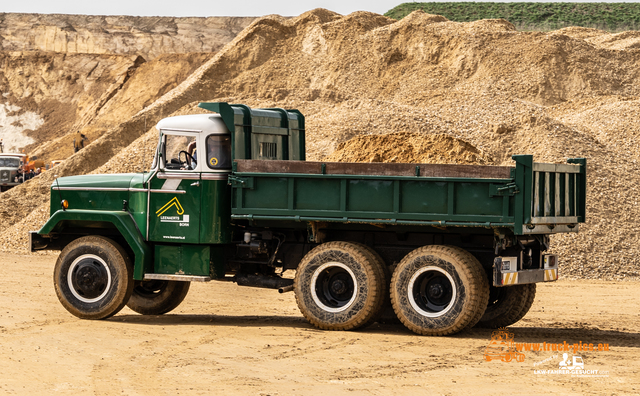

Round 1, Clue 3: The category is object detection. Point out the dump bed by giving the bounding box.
[229,155,586,235]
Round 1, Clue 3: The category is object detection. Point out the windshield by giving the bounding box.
[0,157,20,168]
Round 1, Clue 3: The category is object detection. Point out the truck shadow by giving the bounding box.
[111,314,639,347]
[111,313,424,336]
[111,313,311,330]
[461,326,640,348]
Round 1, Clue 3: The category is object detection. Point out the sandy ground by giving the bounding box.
[0,253,638,395]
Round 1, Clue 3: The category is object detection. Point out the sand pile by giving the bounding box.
[0,51,145,154]
[0,172,55,232]
[326,132,492,165]
[2,9,640,280]
[28,52,214,163]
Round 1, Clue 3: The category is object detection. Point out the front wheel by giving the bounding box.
[54,236,133,319]
[390,245,489,336]
[127,280,190,315]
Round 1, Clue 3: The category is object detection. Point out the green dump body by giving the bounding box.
[229,155,586,236]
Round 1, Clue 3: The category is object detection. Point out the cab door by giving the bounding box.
[148,132,201,244]
[199,133,233,244]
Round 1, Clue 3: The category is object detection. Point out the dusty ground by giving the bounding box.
[0,253,638,395]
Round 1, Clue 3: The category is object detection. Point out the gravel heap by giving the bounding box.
[2,9,640,280]
[325,132,492,165]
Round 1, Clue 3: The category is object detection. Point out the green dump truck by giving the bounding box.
[31,103,586,336]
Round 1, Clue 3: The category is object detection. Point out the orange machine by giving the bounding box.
[22,155,45,172]
[40,160,63,172]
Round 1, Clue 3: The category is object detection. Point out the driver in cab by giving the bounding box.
[172,139,196,170]
[187,141,197,166]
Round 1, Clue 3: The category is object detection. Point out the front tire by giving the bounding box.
[390,245,489,336]
[127,280,190,315]
[54,236,133,319]
[294,241,387,331]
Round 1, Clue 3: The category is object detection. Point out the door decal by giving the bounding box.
[156,197,184,216]
[156,197,189,226]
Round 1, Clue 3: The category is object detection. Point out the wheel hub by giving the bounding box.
[428,283,444,299]
[407,266,457,317]
[72,259,108,299]
[331,279,347,294]
[67,254,112,303]
[310,262,358,313]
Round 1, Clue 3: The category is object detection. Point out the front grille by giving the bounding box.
[0,170,10,182]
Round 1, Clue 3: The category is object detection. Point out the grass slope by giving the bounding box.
[385,3,640,31]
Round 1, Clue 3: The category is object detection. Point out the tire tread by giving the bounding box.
[476,284,536,328]
[390,245,489,336]
[127,281,191,315]
[54,235,133,320]
[294,241,386,331]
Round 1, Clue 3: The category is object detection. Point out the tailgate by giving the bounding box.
[512,155,586,235]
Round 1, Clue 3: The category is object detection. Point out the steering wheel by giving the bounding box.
[178,150,196,170]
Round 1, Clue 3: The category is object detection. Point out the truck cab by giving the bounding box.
[140,114,233,278]
[0,153,26,192]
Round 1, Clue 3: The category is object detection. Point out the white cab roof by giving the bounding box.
[0,153,26,158]
[156,114,229,134]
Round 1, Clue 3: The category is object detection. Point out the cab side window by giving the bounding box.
[164,134,197,170]
[206,135,231,169]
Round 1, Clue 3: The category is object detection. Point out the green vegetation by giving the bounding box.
[385,3,640,31]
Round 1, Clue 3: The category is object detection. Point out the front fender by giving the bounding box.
[39,209,152,280]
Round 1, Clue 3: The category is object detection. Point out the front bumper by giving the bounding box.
[29,231,50,252]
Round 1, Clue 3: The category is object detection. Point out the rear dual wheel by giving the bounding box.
[475,283,536,328]
[295,243,491,335]
[294,242,388,331]
[390,245,489,336]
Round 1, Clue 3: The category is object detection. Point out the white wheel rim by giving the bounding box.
[310,262,358,313]
[67,254,112,303]
[407,266,457,318]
